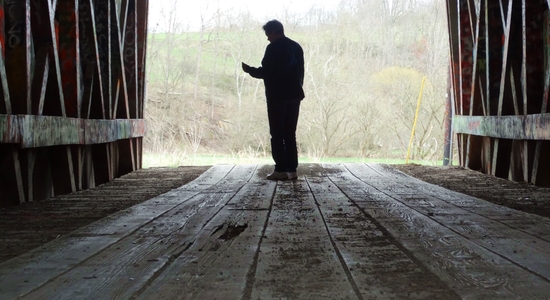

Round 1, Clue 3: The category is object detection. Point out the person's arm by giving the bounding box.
[242,44,278,80]
[242,62,265,79]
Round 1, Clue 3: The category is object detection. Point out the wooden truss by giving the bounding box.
[0,0,148,205]
[447,0,550,186]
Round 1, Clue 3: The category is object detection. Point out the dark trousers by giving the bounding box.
[267,98,301,172]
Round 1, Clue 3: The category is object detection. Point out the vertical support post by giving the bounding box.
[57,1,82,118]
[123,0,138,119]
[492,0,514,177]
[80,0,107,119]
[521,0,529,183]
[0,5,11,115]
[444,69,453,166]
[136,0,148,119]
[13,149,25,204]
[95,0,112,119]
[111,0,130,119]
[4,0,31,115]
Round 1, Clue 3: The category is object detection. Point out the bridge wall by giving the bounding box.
[0,0,148,206]
[447,0,550,186]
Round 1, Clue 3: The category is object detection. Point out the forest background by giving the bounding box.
[144,0,451,167]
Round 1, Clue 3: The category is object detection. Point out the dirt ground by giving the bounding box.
[1,163,549,265]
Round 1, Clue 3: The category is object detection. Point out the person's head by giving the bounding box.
[263,20,284,42]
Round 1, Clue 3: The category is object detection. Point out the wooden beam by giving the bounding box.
[12,149,25,204]
[4,0,32,115]
[136,0,148,118]
[0,5,6,115]
[94,0,113,119]
[0,114,145,148]
[122,0,138,119]
[0,44,11,115]
[79,0,107,119]
[57,0,82,118]
[453,114,550,140]
[83,118,146,144]
[0,114,19,143]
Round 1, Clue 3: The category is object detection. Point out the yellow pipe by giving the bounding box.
[406,76,426,164]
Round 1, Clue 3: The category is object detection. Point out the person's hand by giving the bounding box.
[242,62,251,73]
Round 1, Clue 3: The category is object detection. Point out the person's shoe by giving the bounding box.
[266,171,288,180]
[287,172,298,180]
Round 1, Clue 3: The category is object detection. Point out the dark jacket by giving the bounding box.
[247,36,305,102]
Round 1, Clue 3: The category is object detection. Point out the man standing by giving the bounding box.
[242,20,305,180]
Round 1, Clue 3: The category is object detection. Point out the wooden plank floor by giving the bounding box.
[1,163,550,299]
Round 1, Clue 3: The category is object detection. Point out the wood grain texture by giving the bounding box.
[0,114,145,147]
[338,163,550,299]
[2,164,550,299]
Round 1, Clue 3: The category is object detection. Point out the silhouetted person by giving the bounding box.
[242,20,305,180]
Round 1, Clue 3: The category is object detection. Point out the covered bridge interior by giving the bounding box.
[0,0,549,205]
[1,0,550,298]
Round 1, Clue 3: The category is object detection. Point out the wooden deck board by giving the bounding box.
[336,163,550,299]
[250,179,358,299]
[18,165,257,300]
[360,164,550,279]
[303,164,458,299]
[137,165,274,299]
[1,163,550,299]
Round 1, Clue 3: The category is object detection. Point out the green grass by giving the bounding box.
[143,153,272,168]
[143,153,442,168]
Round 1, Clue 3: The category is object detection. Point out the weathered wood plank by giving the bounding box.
[20,193,224,300]
[376,164,550,242]
[334,163,550,299]
[167,164,235,193]
[4,163,550,299]
[4,0,31,115]
[137,165,275,299]
[94,0,113,118]
[368,164,550,280]
[122,0,139,119]
[0,114,19,143]
[111,0,130,120]
[135,0,148,118]
[56,1,81,118]
[0,114,145,147]
[304,164,460,299]
[16,165,255,300]
[0,165,231,299]
[0,42,11,115]
[250,179,358,299]
[453,114,550,140]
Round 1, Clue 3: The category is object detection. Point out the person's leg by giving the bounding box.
[267,100,286,173]
[283,98,301,173]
